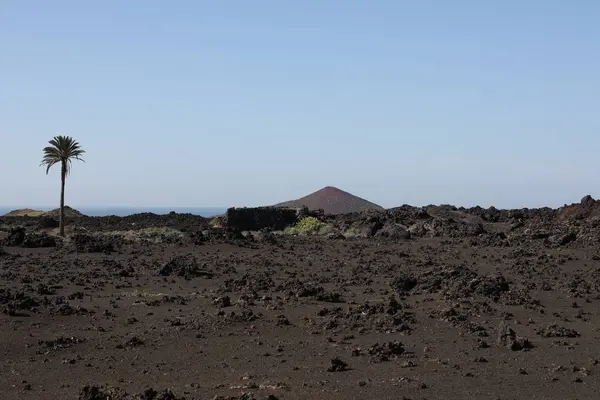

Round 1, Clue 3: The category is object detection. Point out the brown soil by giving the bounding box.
[275,186,384,215]
[2,198,600,399]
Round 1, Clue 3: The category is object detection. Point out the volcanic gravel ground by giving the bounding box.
[2,236,600,399]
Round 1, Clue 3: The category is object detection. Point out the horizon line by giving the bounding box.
[0,205,229,209]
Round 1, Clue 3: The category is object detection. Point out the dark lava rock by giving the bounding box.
[54,303,92,316]
[254,229,278,244]
[413,266,510,301]
[40,336,85,351]
[159,254,214,280]
[510,221,524,231]
[497,322,533,351]
[581,195,595,207]
[79,385,127,400]
[375,223,411,240]
[37,216,59,229]
[72,233,121,253]
[537,324,580,338]
[214,296,232,308]
[286,281,343,301]
[354,218,385,238]
[276,315,291,326]
[409,216,484,238]
[6,227,25,246]
[0,289,40,315]
[37,284,56,295]
[368,341,405,361]
[138,388,183,400]
[74,212,208,233]
[188,231,206,245]
[226,206,298,231]
[316,291,344,303]
[79,385,185,400]
[212,394,266,400]
[531,230,551,239]
[387,295,402,314]
[390,274,418,293]
[294,282,325,298]
[477,275,510,298]
[327,357,349,372]
[121,336,145,348]
[547,232,577,247]
[79,385,108,400]
[117,266,135,278]
[22,232,57,248]
[223,272,274,293]
[415,208,430,219]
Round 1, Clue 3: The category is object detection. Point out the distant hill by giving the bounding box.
[2,208,45,217]
[275,186,384,215]
[43,206,85,218]
[3,206,85,218]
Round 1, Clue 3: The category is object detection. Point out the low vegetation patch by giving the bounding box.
[284,216,330,236]
[209,216,226,228]
[2,209,46,217]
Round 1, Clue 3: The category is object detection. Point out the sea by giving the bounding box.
[0,207,227,218]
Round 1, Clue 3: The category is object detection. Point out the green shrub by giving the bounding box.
[285,217,325,235]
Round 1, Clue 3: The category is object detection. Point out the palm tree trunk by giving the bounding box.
[60,162,66,236]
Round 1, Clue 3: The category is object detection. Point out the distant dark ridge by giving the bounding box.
[275,186,384,215]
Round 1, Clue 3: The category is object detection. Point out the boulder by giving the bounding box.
[6,227,25,246]
[71,233,122,253]
[159,254,214,280]
[375,223,411,240]
[581,195,595,207]
[22,232,57,248]
[497,322,533,351]
[547,232,577,247]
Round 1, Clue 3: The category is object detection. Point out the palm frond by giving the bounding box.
[40,135,85,175]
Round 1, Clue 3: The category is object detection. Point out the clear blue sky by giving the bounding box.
[1,1,599,209]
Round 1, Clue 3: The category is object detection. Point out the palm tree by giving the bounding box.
[40,135,85,236]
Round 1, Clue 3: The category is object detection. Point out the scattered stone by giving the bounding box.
[327,357,349,372]
[214,296,232,308]
[159,254,214,280]
[78,385,185,400]
[537,324,580,338]
[497,323,533,351]
[39,336,85,351]
[117,336,145,349]
[367,341,405,362]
